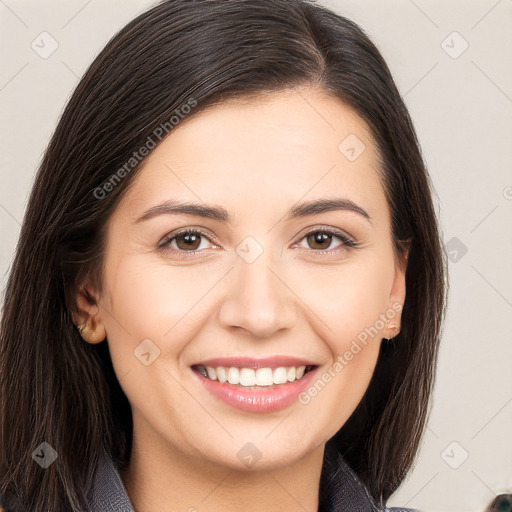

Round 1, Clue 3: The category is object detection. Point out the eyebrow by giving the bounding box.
[134,197,371,224]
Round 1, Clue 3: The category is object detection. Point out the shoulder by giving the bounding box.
[320,443,421,512]
[86,449,135,512]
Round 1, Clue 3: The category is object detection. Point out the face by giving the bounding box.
[80,87,406,472]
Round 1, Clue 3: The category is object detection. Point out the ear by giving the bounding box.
[383,246,409,339]
[72,280,106,344]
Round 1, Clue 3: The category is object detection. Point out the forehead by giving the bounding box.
[117,87,387,224]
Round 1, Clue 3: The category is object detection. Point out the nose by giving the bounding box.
[217,247,297,339]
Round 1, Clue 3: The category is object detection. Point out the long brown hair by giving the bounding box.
[0,0,447,510]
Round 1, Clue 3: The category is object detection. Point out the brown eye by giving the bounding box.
[306,231,334,250]
[174,232,202,251]
[159,229,217,255]
[296,228,357,254]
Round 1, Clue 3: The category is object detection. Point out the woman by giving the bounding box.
[0,0,446,511]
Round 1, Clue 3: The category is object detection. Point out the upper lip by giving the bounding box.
[192,356,318,369]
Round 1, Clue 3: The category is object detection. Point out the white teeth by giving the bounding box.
[239,368,256,386]
[227,367,240,385]
[255,367,273,386]
[197,364,310,387]
[273,367,288,385]
[216,366,227,383]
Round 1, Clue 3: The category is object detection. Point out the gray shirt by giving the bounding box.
[85,443,419,512]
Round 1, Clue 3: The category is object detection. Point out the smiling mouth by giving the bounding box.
[192,364,316,389]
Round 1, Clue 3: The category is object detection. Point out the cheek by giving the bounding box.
[289,253,393,425]
[97,256,218,429]
[292,262,390,437]
[99,254,222,368]
[291,253,395,350]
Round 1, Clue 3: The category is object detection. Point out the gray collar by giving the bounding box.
[86,444,418,512]
[86,450,134,512]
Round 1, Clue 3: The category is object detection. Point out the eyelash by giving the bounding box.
[158,227,358,258]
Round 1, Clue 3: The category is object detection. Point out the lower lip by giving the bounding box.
[192,367,318,413]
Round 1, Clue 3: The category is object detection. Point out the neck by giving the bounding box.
[120,430,325,512]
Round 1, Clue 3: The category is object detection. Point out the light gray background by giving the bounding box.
[1,1,511,511]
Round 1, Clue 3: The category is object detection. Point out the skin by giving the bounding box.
[74,86,407,512]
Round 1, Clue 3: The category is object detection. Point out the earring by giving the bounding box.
[386,323,400,340]
[77,323,88,339]
[76,320,106,344]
